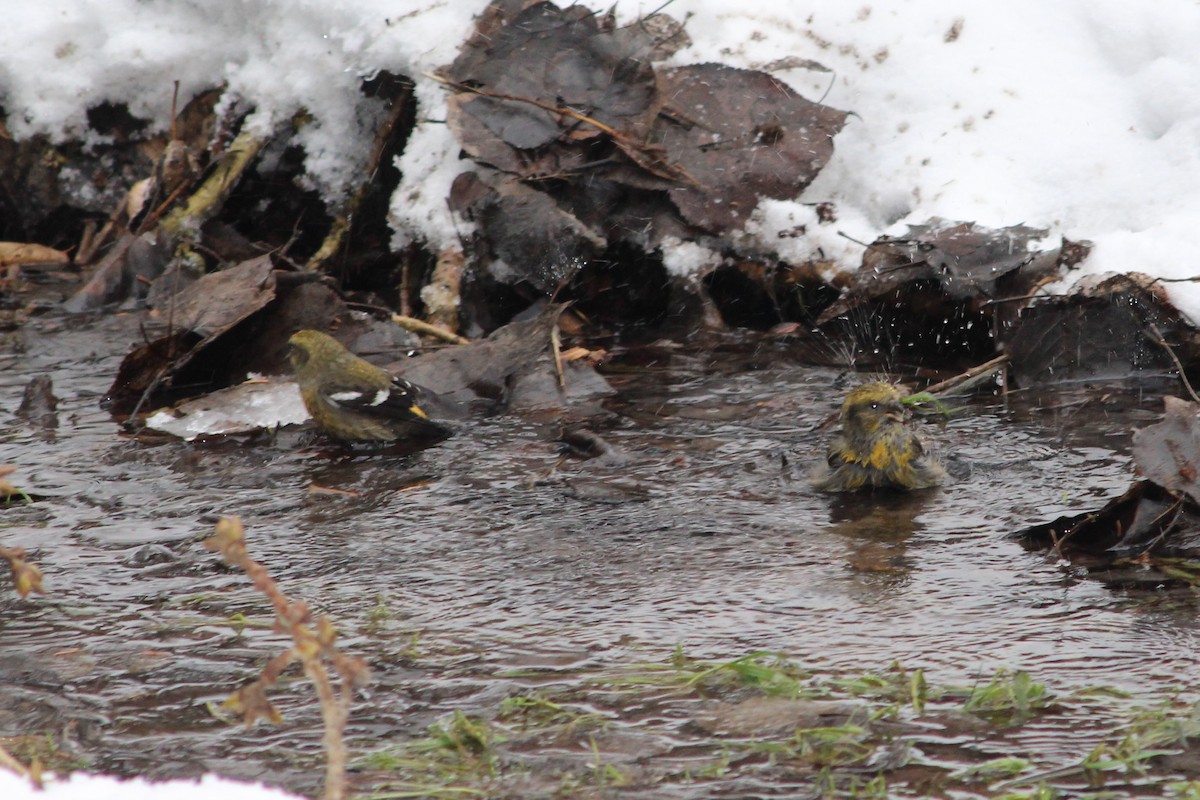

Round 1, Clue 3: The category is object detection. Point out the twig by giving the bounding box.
[399,249,413,318]
[309,81,414,273]
[391,313,471,345]
[0,743,39,787]
[159,128,268,238]
[550,322,566,390]
[1146,322,1200,403]
[205,518,368,800]
[423,71,701,187]
[923,354,1009,397]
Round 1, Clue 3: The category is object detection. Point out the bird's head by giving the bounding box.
[287,329,344,373]
[840,381,907,438]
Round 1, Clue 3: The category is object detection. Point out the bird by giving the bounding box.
[287,329,452,444]
[811,381,946,492]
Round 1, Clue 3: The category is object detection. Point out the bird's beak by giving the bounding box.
[885,410,905,424]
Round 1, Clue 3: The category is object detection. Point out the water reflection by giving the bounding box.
[825,490,936,589]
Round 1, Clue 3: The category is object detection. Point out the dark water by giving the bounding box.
[3,315,1197,797]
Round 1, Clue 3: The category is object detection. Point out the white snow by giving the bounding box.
[5,0,1200,317]
[0,771,302,800]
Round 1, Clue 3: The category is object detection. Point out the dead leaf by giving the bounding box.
[1133,396,1200,505]
[1013,480,1184,558]
[653,63,848,233]
[818,218,1053,325]
[396,303,615,413]
[1007,272,1178,387]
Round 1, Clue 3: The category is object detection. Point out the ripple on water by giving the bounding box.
[4,325,1194,792]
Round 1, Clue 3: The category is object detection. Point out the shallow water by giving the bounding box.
[3,315,1197,797]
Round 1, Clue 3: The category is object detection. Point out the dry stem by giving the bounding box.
[391,313,471,345]
[924,354,1009,397]
[204,517,369,800]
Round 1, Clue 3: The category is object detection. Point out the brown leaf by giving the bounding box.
[653,64,848,233]
[106,256,278,413]
[817,218,1052,324]
[2,545,45,597]
[1014,480,1184,559]
[204,516,247,562]
[1006,271,1178,387]
[396,303,615,412]
[447,2,660,157]
[1133,396,1200,505]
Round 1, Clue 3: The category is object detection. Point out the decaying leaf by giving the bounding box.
[1,544,44,598]
[223,681,284,726]
[16,375,59,429]
[446,2,662,164]
[1014,402,1200,565]
[440,0,848,317]
[808,220,1099,368]
[451,174,605,294]
[1014,480,1183,559]
[396,302,614,412]
[818,218,1055,325]
[1006,272,1178,387]
[653,63,847,233]
[106,256,278,413]
[1132,396,1200,505]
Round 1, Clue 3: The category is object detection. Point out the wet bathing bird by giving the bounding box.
[811,381,945,492]
[287,329,452,444]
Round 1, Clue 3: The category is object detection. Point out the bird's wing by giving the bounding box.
[324,376,434,423]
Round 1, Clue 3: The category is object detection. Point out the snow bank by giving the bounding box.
[0,771,302,800]
[3,0,1200,316]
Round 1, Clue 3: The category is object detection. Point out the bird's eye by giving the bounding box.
[870,402,879,409]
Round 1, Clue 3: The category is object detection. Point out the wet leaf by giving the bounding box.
[157,254,277,338]
[447,2,660,162]
[653,64,847,233]
[818,219,1053,325]
[224,681,283,726]
[397,303,614,412]
[441,0,848,322]
[452,176,605,294]
[1133,396,1200,505]
[1007,272,1178,387]
[106,256,293,414]
[1013,480,1184,558]
[1,545,45,598]
[15,375,58,429]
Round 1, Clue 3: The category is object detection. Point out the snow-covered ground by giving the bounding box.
[5,0,1200,317]
[0,771,301,800]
